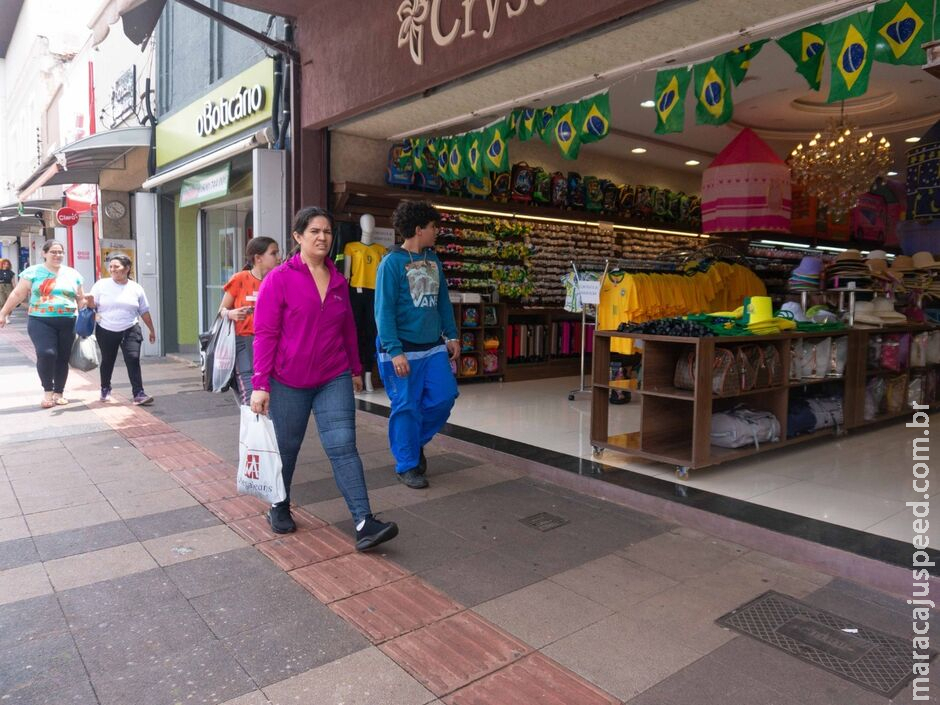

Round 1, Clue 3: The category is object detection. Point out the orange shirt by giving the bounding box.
[223,270,262,336]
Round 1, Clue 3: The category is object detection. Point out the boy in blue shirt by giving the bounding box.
[375,201,459,489]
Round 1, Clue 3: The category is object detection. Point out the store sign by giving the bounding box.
[397,0,549,65]
[56,207,80,227]
[156,58,274,168]
[179,165,230,208]
[110,66,137,126]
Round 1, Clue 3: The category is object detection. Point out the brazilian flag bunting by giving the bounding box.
[653,68,691,134]
[727,40,768,86]
[448,135,467,179]
[777,24,826,90]
[576,92,611,144]
[464,131,486,179]
[409,137,427,173]
[517,107,538,142]
[437,137,453,179]
[537,106,556,145]
[825,12,874,102]
[506,110,520,139]
[873,0,930,65]
[550,103,581,159]
[482,119,509,173]
[693,56,733,125]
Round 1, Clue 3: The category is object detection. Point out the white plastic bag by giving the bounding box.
[69,334,101,371]
[211,316,236,392]
[237,406,286,504]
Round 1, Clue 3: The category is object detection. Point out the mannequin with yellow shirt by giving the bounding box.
[344,214,386,392]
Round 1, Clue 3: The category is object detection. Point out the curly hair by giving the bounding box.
[392,200,441,239]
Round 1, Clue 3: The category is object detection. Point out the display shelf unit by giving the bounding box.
[452,302,507,382]
[591,325,935,476]
[504,308,587,382]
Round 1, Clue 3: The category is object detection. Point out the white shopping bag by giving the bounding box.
[211,316,236,392]
[69,334,101,371]
[237,406,286,504]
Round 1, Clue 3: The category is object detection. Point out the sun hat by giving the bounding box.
[778,301,809,322]
[867,258,890,276]
[867,249,888,260]
[742,296,774,326]
[911,251,940,270]
[792,256,824,276]
[872,297,908,321]
[835,249,863,262]
[890,255,915,273]
[853,301,885,325]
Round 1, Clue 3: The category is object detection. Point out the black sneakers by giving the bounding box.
[397,468,428,489]
[355,515,399,551]
[267,503,296,534]
[416,448,428,476]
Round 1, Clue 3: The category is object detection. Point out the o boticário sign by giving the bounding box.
[179,165,230,208]
[156,58,274,168]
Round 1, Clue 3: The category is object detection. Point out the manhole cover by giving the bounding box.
[716,591,933,698]
[520,512,568,532]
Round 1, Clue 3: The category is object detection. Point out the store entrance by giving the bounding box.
[200,198,252,330]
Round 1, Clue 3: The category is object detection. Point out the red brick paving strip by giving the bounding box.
[443,652,622,705]
[289,552,409,603]
[380,611,531,697]
[330,575,463,644]
[256,525,354,570]
[228,507,327,544]
[3,330,625,704]
[183,478,240,504]
[139,440,209,460]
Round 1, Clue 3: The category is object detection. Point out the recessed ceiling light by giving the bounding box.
[685,160,700,166]
[887,170,898,176]
[631,147,647,154]
[640,100,655,108]
[905,136,921,143]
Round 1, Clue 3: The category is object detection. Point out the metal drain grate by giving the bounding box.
[716,591,932,698]
[520,512,568,532]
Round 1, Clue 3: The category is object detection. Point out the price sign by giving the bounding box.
[577,279,601,305]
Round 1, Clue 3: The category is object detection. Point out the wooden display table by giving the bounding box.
[591,325,936,478]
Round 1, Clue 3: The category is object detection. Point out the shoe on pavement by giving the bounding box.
[416,447,427,476]
[397,468,428,489]
[100,387,112,402]
[267,503,296,534]
[355,514,399,551]
[133,391,154,405]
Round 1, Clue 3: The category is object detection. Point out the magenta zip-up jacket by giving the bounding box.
[252,254,362,392]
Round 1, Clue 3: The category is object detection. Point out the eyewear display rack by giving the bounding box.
[591,324,936,478]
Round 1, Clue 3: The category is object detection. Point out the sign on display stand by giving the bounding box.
[577,279,600,306]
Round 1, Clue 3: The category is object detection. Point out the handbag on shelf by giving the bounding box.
[673,348,740,396]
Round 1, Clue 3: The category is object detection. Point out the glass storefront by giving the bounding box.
[200,197,252,329]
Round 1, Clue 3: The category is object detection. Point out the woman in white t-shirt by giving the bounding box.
[85,255,157,405]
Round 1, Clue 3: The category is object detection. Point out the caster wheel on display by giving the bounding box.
[675,466,690,479]
[592,446,604,456]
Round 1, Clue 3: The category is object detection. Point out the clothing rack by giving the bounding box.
[567,259,609,401]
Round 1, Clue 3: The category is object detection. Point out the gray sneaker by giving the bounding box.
[100,387,112,402]
[133,391,154,406]
[397,468,428,489]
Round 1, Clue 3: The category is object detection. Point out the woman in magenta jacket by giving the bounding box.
[250,207,397,551]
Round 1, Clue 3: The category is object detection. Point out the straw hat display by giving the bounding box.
[788,256,823,292]
[825,249,871,289]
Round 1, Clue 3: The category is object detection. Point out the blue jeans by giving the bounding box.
[268,373,372,521]
[233,335,254,405]
[377,344,458,473]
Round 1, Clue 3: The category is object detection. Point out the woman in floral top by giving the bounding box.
[0,240,86,408]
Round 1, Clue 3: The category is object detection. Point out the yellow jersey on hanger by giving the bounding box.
[343,242,387,289]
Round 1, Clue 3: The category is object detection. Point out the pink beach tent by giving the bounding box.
[701,128,792,234]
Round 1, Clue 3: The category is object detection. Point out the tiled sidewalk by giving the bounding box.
[0,316,932,705]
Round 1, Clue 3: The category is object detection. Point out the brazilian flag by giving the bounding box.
[777,24,826,90]
[576,92,611,144]
[727,40,768,86]
[694,56,733,126]
[482,119,509,173]
[396,140,414,170]
[873,0,930,65]
[410,138,427,173]
[437,137,453,179]
[536,106,556,145]
[448,135,467,179]
[464,131,486,179]
[653,68,690,134]
[426,138,442,169]
[506,109,520,139]
[550,103,581,159]
[826,12,874,102]
[517,107,538,142]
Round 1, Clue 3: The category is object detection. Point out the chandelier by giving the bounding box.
[789,119,893,213]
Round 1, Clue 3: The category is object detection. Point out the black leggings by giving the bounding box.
[96,323,144,396]
[27,315,74,394]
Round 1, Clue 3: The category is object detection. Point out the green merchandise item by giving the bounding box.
[727,40,768,86]
[576,92,611,144]
[825,11,874,103]
[693,55,733,125]
[517,107,538,142]
[653,68,691,134]
[464,131,486,180]
[549,103,582,159]
[872,0,931,65]
[448,135,468,180]
[536,106,556,145]
[777,24,826,90]
[410,137,427,174]
[482,120,510,173]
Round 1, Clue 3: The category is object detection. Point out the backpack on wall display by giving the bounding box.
[634,186,653,219]
[566,172,584,209]
[466,174,492,199]
[510,162,535,203]
[413,171,442,192]
[584,176,604,212]
[491,172,511,202]
[602,182,621,214]
[532,168,552,204]
[444,179,465,197]
[385,143,414,187]
[850,192,887,244]
[618,184,635,217]
[550,172,567,208]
